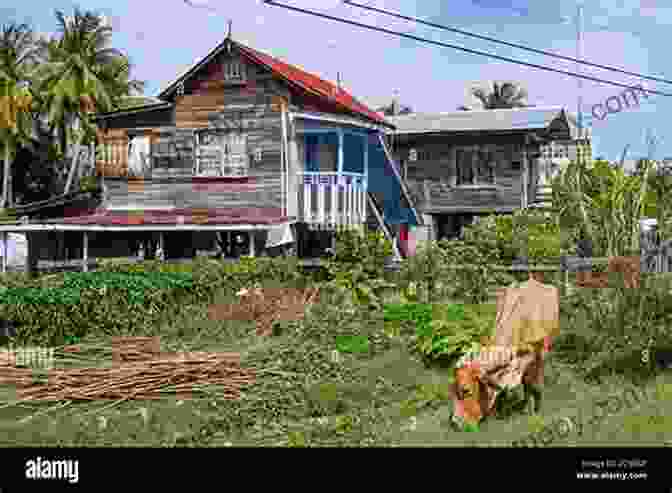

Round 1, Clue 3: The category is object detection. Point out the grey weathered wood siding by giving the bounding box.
[390,136,537,213]
[103,175,282,210]
[98,50,289,211]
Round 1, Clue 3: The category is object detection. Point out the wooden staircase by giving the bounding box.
[366,192,402,259]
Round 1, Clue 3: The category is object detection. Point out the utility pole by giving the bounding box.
[577,3,584,140]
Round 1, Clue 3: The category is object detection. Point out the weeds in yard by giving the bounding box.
[557,274,672,383]
[1,223,671,449]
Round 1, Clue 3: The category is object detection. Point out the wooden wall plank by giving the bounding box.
[392,139,533,213]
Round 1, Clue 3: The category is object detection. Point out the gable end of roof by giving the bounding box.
[156,37,389,127]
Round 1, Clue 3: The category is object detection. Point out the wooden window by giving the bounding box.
[456,149,475,185]
[477,149,495,184]
[223,134,248,176]
[223,60,245,83]
[196,130,249,176]
[456,148,495,186]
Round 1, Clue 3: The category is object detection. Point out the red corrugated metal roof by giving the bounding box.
[58,208,288,226]
[235,42,388,126]
[156,37,389,127]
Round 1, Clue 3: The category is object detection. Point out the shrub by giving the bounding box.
[324,229,395,309]
[329,228,392,278]
[397,241,450,303]
[439,240,506,304]
[461,210,562,264]
[105,256,308,302]
[0,271,197,345]
[556,273,672,382]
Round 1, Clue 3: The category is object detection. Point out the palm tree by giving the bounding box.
[470,82,529,110]
[34,8,144,194]
[0,22,39,208]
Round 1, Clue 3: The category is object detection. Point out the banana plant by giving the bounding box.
[553,157,655,257]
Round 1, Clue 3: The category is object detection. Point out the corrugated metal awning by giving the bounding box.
[0,208,295,232]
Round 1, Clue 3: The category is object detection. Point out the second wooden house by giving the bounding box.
[386,107,591,240]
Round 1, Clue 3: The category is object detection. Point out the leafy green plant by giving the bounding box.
[383,303,434,337]
[557,273,672,382]
[460,210,562,264]
[414,304,494,365]
[329,228,392,278]
[324,229,395,309]
[0,269,207,345]
[63,335,81,346]
[335,335,370,354]
[397,241,450,302]
[382,302,488,364]
[439,241,504,304]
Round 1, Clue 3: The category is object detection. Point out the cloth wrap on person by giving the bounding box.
[449,278,560,428]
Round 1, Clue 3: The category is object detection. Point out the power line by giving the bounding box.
[262,0,672,98]
[343,0,672,88]
[183,0,218,11]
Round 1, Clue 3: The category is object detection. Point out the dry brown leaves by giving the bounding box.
[208,287,320,336]
[575,257,640,288]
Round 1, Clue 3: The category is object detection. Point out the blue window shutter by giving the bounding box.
[305,135,319,172]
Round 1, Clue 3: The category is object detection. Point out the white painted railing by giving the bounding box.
[297,172,367,228]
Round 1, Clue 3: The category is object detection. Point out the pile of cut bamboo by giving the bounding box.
[0,337,255,402]
[112,336,161,364]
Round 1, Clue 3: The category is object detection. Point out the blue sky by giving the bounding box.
[3,0,670,161]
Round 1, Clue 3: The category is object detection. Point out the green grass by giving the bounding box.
[0,275,670,447]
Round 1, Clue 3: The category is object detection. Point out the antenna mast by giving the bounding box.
[577,4,584,139]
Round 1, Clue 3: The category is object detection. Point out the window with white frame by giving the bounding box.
[223,60,245,83]
[196,130,249,176]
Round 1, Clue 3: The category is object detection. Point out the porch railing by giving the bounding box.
[297,172,367,228]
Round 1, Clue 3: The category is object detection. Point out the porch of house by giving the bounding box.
[292,124,369,231]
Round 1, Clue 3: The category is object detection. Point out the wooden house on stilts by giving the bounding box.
[0,34,422,272]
